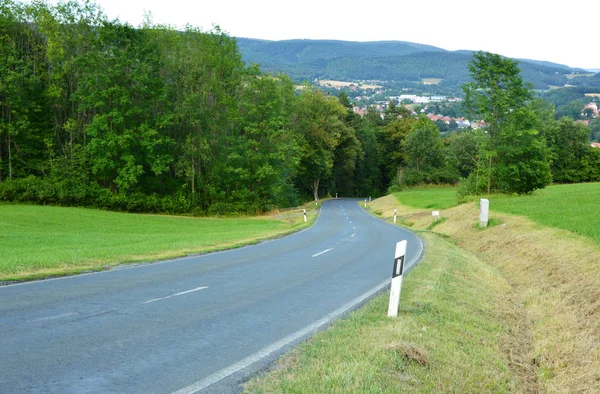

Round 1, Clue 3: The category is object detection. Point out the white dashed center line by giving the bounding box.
[312,248,334,258]
[142,286,209,304]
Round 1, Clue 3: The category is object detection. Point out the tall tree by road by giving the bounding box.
[462,51,551,194]
[293,87,348,201]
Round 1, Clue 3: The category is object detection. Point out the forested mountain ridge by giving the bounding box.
[236,38,597,91]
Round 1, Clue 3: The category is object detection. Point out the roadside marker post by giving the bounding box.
[432,210,440,222]
[388,240,407,318]
[480,199,489,228]
[303,209,307,223]
[393,209,397,224]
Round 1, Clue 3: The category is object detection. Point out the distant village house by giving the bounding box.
[582,102,599,118]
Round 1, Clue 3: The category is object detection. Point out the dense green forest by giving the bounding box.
[1,1,599,215]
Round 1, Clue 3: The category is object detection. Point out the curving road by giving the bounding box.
[0,199,422,394]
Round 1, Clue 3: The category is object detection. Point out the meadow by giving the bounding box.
[0,204,309,281]
[393,183,600,243]
[488,182,600,243]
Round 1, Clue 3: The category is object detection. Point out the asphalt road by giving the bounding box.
[0,199,422,394]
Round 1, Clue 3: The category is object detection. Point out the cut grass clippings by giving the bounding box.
[245,233,526,393]
[0,204,316,282]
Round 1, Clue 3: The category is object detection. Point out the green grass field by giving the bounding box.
[392,187,459,210]
[393,183,600,243]
[488,183,600,243]
[0,204,308,281]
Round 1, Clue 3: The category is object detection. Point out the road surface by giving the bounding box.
[0,199,422,393]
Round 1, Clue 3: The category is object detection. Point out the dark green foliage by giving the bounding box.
[493,114,552,194]
[385,116,460,190]
[461,52,551,195]
[293,87,349,200]
[0,1,310,213]
[541,117,600,183]
[444,130,481,178]
[541,88,591,120]
[352,119,380,197]
[590,118,600,142]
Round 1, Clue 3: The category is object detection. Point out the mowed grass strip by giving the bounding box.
[0,204,309,281]
[487,182,600,243]
[245,233,524,393]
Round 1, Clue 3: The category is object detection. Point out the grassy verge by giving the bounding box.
[0,203,317,282]
[379,189,600,392]
[246,233,527,393]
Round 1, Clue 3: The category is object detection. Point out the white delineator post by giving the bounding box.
[480,198,489,228]
[432,210,440,222]
[303,208,307,223]
[393,208,397,224]
[388,240,407,318]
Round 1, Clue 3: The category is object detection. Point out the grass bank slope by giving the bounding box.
[385,188,600,392]
[0,204,314,281]
[246,233,526,393]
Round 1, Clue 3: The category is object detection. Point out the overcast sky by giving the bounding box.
[66,0,599,70]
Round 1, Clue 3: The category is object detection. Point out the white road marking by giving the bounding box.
[311,248,333,258]
[30,312,77,322]
[141,286,208,304]
[170,277,394,394]
[171,199,426,394]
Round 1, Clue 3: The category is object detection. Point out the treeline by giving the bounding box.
[0,0,447,214]
[0,0,372,214]
[2,1,599,215]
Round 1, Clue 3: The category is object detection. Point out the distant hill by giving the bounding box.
[516,58,585,72]
[236,38,596,92]
[237,38,445,64]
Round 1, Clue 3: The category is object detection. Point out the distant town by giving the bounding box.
[315,78,600,144]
